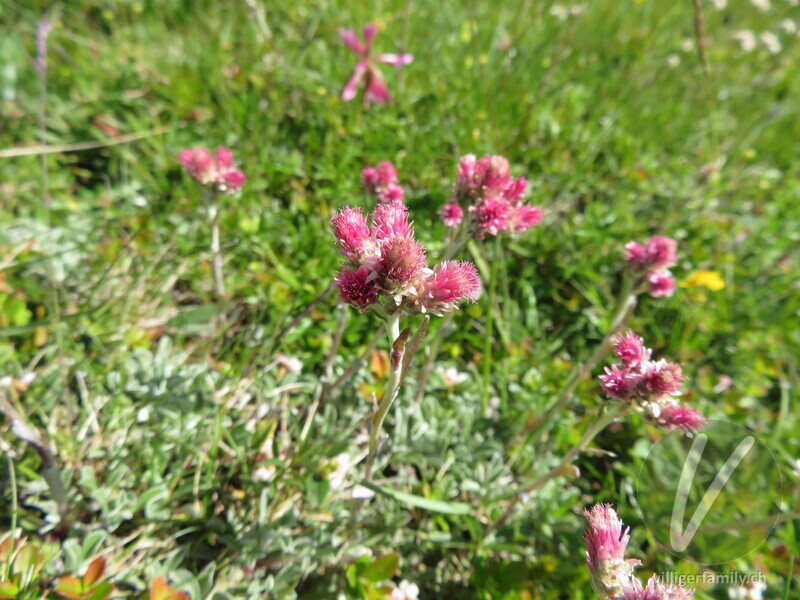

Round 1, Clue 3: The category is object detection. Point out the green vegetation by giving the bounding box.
[0,0,798,598]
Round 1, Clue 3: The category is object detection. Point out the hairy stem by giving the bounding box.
[355,313,403,521]
[207,193,226,299]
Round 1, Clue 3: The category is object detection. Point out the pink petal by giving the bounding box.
[364,68,392,105]
[363,24,378,49]
[339,28,363,54]
[342,60,368,102]
[215,146,233,168]
[219,169,246,193]
[376,53,414,67]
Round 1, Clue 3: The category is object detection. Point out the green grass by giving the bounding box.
[0,0,799,598]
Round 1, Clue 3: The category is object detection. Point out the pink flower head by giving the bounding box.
[599,365,637,400]
[455,154,478,199]
[643,360,684,398]
[220,169,246,191]
[371,201,413,241]
[340,24,413,106]
[473,196,511,237]
[645,236,678,270]
[362,161,405,203]
[381,183,405,203]
[178,148,215,184]
[331,207,373,260]
[335,266,379,311]
[647,270,676,298]
[476,155,512,192]
[586,507,695,600]
[621,576,694,600]
[624,236,678,272]
[658,404,705,433]
[506,203,542,234]
[178,146,246,193]
[449,154,541,238]
[379,236,427,284]
[584,504,641,596]
[584,504,631,575]
[599,332,702,435]
[422,261,481,313]
[624,241,648,266]
[614,330,651,370]
[439,202,464,228]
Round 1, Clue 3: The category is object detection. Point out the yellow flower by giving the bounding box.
[680,270,725,291]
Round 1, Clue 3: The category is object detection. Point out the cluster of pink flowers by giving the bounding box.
[331,198,481,316]
[585,504,694,600]
[340,25,413,106]
[178,146,246,194]
[598,331,705,433]
[624,236,678,298]
[438,154,542,238]
[361,161,405,203]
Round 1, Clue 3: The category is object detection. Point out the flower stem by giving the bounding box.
[352,313,403,522]
[481,237,501,418]
[514,276,637,458]
[207,193,226,299]
[488,406,625,535]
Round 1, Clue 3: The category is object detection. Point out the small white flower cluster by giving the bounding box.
[732,30,786,54]
[549,4,583,21]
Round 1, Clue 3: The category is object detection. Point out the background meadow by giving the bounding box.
[1,0,799,598]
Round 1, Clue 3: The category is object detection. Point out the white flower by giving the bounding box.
[750,0,771,10]
[732,30,757,52]
[275,354,302,374]
[787,0,799,6]
[666,53,681,68]
[681,38,694,53]
[252,465,276,482]
[327,452,355,490]
[391,580,420,600]
[709,0,728,8]
[759,31,782,53]
[793,458,800,480]
[728,580,766,600]
[439,366,469,387]
[779,19,797,34]
[549,4,569,20]
[569,4,584,16]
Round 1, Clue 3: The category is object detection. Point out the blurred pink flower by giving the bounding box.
[614,330,651,370]
[444,154,542,238]
[622,575,695,600]
[624,236,677,271]
[362,161,405,203]
[439,202,464,228]
[658,404,705,433]
[645,236,678,270]
[340,24,413,106]
[647,270,676,298]
[599,331,704,434]
[178,146,246,193]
